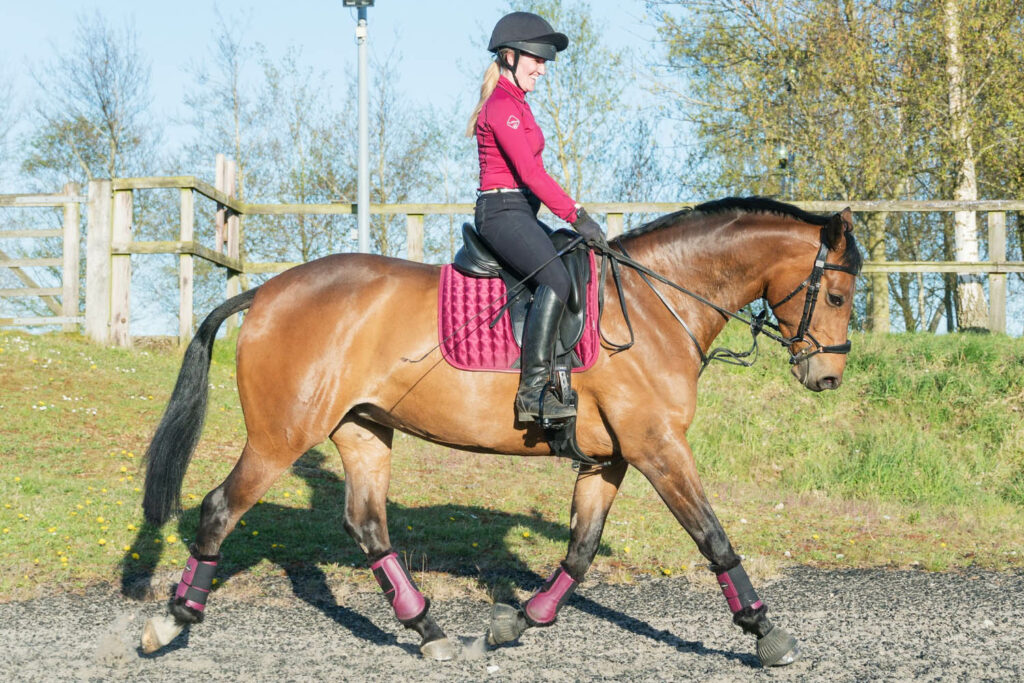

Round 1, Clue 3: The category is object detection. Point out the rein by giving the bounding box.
[594,226,858,374]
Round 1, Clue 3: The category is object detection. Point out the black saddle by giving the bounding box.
[453,222,591,367]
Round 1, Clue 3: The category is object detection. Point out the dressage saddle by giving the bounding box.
[453,222,591,368]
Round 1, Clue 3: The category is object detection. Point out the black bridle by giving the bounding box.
[596,225,859,373]
[766,229,859,365]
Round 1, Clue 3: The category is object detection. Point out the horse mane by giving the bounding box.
[621,196,862,273]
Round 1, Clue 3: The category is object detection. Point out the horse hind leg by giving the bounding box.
[141,440,296,654]
[489,459,629,646]
[333,417,456,661]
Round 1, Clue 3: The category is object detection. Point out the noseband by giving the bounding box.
[766,228,859,365]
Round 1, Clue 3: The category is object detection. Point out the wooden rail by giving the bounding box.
[4,172,1021,345]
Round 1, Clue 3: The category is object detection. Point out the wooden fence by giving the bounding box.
[3,173,1023,346]
[0,183,83,331]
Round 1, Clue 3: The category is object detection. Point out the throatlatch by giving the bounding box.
[370,551,428,624]
[172,545,219,621]
[524,563,578,626]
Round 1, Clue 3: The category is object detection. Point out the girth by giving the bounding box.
[453,223,591,365]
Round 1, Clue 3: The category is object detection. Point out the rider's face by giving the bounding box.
[514,53,547,92]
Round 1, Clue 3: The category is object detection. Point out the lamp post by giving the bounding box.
[343,0,374,253]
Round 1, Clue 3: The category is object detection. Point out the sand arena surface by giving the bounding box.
[2,567,1021,681]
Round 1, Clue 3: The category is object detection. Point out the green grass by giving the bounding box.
[0,326,1021,602]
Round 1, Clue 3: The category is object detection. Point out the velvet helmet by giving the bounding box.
[487,11,568,62]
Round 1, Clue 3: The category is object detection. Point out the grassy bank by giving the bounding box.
[0,326,1021,601]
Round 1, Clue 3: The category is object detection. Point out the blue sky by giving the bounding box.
[1,0,659,185]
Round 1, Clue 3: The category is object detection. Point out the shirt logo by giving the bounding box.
[506,115,520,130]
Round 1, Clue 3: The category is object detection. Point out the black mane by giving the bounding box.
[624,197,830,239]
[620,196,862,274]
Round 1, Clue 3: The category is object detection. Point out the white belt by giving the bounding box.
[477,187,526,195]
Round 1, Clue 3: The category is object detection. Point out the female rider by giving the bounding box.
[466,11,607,424]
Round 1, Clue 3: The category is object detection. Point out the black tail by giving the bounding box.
[142,288,258,526]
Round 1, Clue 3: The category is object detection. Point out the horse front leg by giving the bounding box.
[629,432,800,667]
[488,459,629,645]
[332,418,455,661]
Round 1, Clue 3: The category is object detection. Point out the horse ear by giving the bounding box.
[824,208,852,251]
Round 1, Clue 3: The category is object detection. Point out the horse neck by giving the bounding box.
[617,213,818,355]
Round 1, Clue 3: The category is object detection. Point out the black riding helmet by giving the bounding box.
[488,11,568,89]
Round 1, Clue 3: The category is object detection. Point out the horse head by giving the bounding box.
[766,207,862,392]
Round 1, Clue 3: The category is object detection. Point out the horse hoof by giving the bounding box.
[141,614,185,654]
[486,603,528,647]
[757,625,800,667]
[420,637,457,661]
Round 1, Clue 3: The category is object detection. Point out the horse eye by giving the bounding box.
[827,293,845,307]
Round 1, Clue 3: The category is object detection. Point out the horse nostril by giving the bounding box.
[819,376,840,390]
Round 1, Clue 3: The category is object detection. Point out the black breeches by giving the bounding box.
[474,191,571,304]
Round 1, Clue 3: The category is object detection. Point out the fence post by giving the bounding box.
[224,159,241,333]
[606,212,624,239]
[865,212,890,333]
[85,180,112,344]
[110,190,133,348]
[406,213,424,262]
[988,212,1006,334]
[61,182,80,333]
[179,188,195,345]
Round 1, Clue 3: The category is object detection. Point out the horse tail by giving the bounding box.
[142,287,258,526]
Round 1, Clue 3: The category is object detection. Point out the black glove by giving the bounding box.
[572,207,608,251]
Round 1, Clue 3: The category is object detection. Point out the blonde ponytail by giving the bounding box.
[465,53,508,137]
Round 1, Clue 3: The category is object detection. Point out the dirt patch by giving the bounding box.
[2,567,1021,681]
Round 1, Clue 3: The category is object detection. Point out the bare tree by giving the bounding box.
[21,11,155,187]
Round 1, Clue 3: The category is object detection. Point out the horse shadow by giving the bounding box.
[120,449,751,664]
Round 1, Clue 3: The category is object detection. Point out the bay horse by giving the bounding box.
[140,197,861,666]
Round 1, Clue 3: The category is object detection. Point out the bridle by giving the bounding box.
[765,227,860,365]
[596,225,860,373]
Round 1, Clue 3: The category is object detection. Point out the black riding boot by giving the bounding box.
[515,285,576,423]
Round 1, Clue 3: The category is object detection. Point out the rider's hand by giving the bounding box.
[572,207,608,251]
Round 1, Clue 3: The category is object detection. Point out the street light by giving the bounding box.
[343,0,374,252]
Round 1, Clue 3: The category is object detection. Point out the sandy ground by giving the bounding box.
[1,567,1021,681]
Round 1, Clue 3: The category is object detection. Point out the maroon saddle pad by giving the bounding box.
[437,254,600,373]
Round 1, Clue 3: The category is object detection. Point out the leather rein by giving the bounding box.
[594,226,859,375]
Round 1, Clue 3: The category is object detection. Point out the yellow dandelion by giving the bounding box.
[100,526,108,531]
[123,545,131,552]
[154,538,161,544]
[126,523,136,531]
[96,516,105,524]
[34,558,40,565]
[522,531,531,539]
[449,516,455,521]
[252,530,259,536]
[60,556,68,564]
[13,477,20,482]
[128,452,134,458]
[133,487,140,492]
[116,500,123,506]
[48,527,56,533]
[166,535,178,544]
[623,546,631,554]
[85,499,92,505]
[661,567,672,576]
[812,534,820,540]
[97,538,107,546]
[76,504,83,509]
[119,467,127,473]
[90,364,97,369]
[101,488,107,493]
[940,542,947,548]
[2,528,8,534]
[283,492,290,498]
[239,520,246,527]
[131,553,139,560]
[472,542,479,548]
[3,504,9,509]
[680,564,688,571]
[212,578,219,585]
[407,525,413,530]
